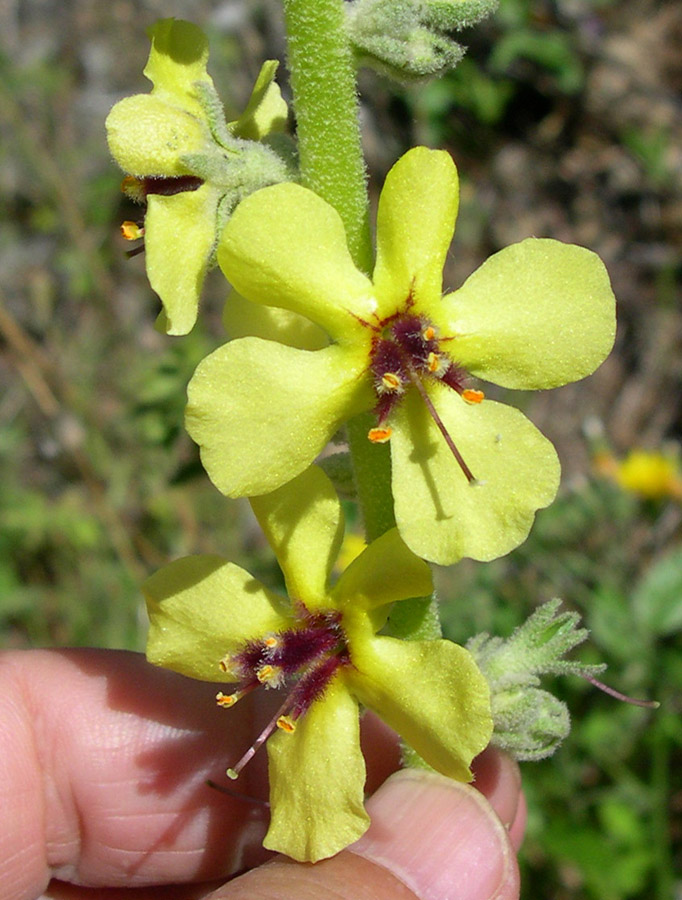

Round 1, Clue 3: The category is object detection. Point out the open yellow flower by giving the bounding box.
[186,146,616,564]
[143,466,492,861]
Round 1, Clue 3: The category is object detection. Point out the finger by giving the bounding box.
[213,768,520,900]
[508,792,527,853]
[470,746,524,834]
[43,879,222,900]
[0,649,401,898]
[0,647,268,899]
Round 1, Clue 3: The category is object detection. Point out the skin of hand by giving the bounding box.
[0,648,525,900]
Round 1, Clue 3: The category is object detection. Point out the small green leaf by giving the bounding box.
[632,548,682,636]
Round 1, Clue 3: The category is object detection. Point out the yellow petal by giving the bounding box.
[265,675,369,862]
[373,147,459,316]
[391,388,560,565]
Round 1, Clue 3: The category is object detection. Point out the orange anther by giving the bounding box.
[120,221,144,241]
[368,427,392,444]
[381,372,402,392]
[423,326,436,341]
[276,715,296,733]
[256,664,283,686]
[121,175,145,203]
[462,389,485,404]
[216,691,239,708]
[427,352,441,373]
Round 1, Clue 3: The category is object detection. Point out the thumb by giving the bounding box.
[213,768,520,900]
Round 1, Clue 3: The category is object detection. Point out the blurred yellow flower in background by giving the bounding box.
[594,447,682,501]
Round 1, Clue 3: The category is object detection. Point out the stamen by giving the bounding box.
[263,634,281,649]
[410,373,476,483]
[277,715,296,733]
[216,682,259,707]
[216,691,241,708]
[219,654,238,675]
[584,674,660,709]
[256,664,284,687]
[368,426,392,444]
[427,352,448,376]
[226,694,295,780]
[120,221,144,241]
[121,175,145,203]
[422,326,436,341]
[381,372,403,392]
[462,389,485,404]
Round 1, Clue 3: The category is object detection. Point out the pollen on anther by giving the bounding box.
[423,326,436,341]
[256,664,283,687]
[427,352,441,373]
[368,427,392,444]
[216,691,240,708]
[277,715,296,733]
[263,634,281,649]
[121,175,145,203]
[381,372,402,392]
[218,655,238,676]
[462,389,485,404]
[120,221,144,241]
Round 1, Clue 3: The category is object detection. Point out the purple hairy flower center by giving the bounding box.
[217,607,352,779]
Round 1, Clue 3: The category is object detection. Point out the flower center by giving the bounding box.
[216,607,350,779]
[366,306,484,482]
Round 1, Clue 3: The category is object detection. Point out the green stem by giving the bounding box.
[282,0,438,653]
[346,413,395,542]
[282,0,372,273]
[283,0,395,540]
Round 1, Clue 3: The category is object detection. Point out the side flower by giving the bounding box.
[106,19,293,334]
[143,465,492,862]
[186,146,616,565]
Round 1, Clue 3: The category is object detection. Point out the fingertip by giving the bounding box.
[351,768,519,900]
[218,767,520,900]
[471,746,523,831]
[508,790,527,853]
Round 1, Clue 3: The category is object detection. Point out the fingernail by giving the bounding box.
[351,769,517,900]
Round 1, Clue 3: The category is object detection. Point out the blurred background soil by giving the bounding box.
[0,1,680,898]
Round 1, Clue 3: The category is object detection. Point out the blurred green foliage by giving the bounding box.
[408,0,587,141]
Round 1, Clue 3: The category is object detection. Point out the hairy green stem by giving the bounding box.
[282,0,438,651]
[346,413,395,542]
[282,0,372,273]
[283,0,394,540]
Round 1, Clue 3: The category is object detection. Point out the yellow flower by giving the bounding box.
[615,449,682,500]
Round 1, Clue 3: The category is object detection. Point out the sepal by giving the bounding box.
[348,0,498,81]
[489,687,570,761]
[467,600,605,759]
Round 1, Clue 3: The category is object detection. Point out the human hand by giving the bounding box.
[0,648,524,900]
